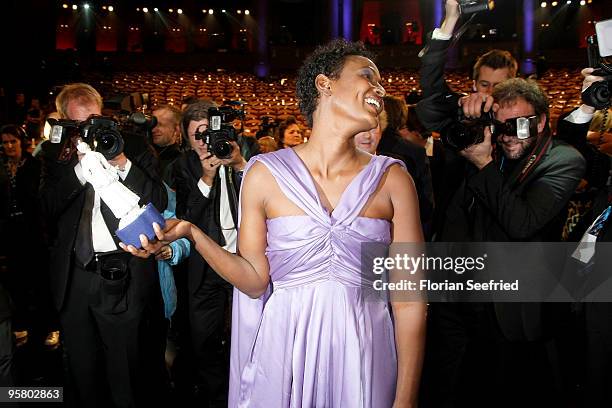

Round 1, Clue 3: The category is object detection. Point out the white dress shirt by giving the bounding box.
[196,166,238,253]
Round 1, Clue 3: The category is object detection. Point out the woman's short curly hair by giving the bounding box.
[296,39,375,127]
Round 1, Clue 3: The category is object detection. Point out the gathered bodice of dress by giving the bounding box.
[247,148,401,289]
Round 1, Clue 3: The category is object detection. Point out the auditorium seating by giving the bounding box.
[88,68,584,136]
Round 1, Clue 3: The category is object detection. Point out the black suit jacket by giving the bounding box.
[439,139,585,341]
[378,128,435,236]
[39,145,167,311]
[173,150,241,293]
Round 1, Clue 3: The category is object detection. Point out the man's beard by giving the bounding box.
[501,137,536,160]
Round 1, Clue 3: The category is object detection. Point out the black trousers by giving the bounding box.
[60,262,167,408]
[420,303,558,408]
[189,265,232,408]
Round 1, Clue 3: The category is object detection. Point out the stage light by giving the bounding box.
[177,8,183,14]
[551,1,557,5]
[202,9,206,13]
[83,3,90,10]
[209,9,214,14]
[169,8,174,12]
[108,5,114,12]
[237,10,242,14]
[62,4,68,8]
[143,7,148,13]
[580,0,585,5]
[540,1,547,7]
[245,9,250,15]
[222,9,226,13]
[566,0,571,3]
[154,7,158,12]
[72,4,78,10]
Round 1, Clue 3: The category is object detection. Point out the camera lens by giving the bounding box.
[213,140,232,159]
[583,81,611,110]
[593,84,610,105]
[95,129,124,160]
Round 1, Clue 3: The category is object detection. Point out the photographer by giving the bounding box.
[0,124,59,350]
[172,100,246,407]
[419,0,518,239]
[39,83,168,407]
[152,104,183,186]
[421,78,585,407]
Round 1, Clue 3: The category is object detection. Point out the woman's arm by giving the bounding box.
[133,162,271,298]
[386,164,427,407]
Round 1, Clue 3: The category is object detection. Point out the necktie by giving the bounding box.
[75,185,95,266]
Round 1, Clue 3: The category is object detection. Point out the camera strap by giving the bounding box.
[502,132,552,188]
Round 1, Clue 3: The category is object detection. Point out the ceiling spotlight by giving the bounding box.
[209,9,214,14]
[237,10,242,14]
[551,1,558,5]
[566,0,571,3]
[580,0,585,4]
[540,1,547,7]
[222,9,226,13]
[72,4,78,9]
[245,9,250,15]
[202,9,206,13]
[62,4,68,8]
[143,7,148,13]
[177,8,183,14]
[83,3,90,9]
[169,8,173,12]
[108,5,114,12]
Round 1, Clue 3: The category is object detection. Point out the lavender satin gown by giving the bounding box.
[229,148,403,407]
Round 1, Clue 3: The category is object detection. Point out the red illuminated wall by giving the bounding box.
[359,0,423,45]
[55,15,76,50]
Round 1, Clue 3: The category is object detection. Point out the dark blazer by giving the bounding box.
[39,145,167,311]
[441,139,586,242]
[0,153,45,242]
[439,139,585,340]
[155,143,182,188]
[378,128,435,236]
[173,150,241,293]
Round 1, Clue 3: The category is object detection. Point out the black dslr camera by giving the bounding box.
[195,102,245,159]
[48,115,124,161]
[48,113,157,162]
[255,116,279,139]
[582,23,612,110]
[441,104,496,151]
[416,93,496,151]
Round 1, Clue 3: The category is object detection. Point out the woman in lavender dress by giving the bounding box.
[133,39,426,407]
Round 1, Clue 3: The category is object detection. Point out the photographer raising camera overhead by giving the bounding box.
[417,2,587,407]
[38,83,168,407]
